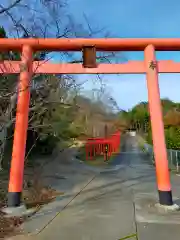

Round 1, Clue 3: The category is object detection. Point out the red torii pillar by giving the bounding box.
[145,45,172,205]
[8,45,33,207]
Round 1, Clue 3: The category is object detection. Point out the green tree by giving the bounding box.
[121,98,180,150]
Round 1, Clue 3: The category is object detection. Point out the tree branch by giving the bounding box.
[0,0,22,15]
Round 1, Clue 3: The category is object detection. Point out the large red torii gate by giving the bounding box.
[0,38,179,208]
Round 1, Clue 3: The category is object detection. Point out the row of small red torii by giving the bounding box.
[86,131,121,161]
[1,38,180,208]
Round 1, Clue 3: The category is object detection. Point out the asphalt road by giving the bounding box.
[21,134,156,240]
[12,134,180,240]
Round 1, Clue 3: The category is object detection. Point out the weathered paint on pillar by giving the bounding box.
[8,45,33,207]
[144,44,173,206]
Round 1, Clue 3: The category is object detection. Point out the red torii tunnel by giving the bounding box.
[0,38,180,208]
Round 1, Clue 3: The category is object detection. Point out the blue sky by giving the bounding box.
[1,0,180,110]
[67,0,180,110]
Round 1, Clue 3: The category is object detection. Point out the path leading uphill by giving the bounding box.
[9,135,180,240]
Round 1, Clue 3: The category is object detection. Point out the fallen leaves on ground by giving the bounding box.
[0,183,64,239]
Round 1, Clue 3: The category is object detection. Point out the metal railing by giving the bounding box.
[142,143,180,172]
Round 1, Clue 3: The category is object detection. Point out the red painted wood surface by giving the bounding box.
[85,131,121,161]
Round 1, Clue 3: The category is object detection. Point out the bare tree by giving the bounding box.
[0,0,124,168]
[0,0,22,15]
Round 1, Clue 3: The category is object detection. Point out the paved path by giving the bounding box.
[10,135,180,240]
